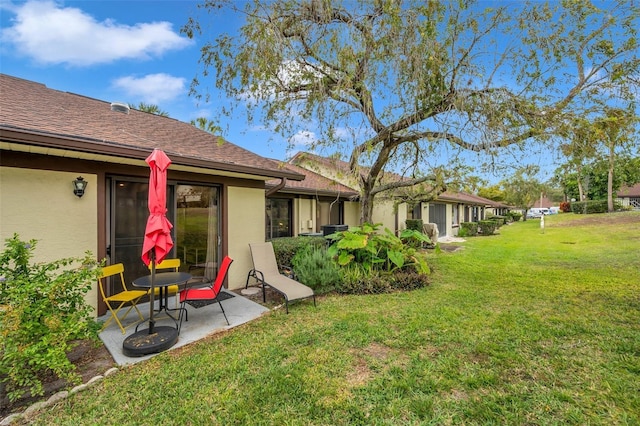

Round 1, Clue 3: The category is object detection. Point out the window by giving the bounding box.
[266,198,292,239]
[407,204,422,220]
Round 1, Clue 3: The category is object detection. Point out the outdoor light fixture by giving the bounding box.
[73,176,88,198]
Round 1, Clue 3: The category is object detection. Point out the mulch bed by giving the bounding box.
[0,339,115,419]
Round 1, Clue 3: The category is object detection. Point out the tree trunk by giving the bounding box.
[607,141,615,212]
[577,165,585,202]
[577,182,584,201]
[360,192,375,224]
[359,179,375,224]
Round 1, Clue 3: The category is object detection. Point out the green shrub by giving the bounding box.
[478,220,498,235]
[271,236,326,268]
[571,200,623,214]
[509,212,522,222]
[487,215,506,226]
[405,219,423,232]
[0,234,102,402]
[291,246,340,294]
[459,222,478,237]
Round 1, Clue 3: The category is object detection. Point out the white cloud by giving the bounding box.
[1,0,191,66]
[112,74,186,104]
[288,130,318,147]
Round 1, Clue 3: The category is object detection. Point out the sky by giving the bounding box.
[0,0,301,160]
[1,0,633,187]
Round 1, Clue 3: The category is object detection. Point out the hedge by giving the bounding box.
[405,219,424,232]
[571,200,623,214]
[459,222,478,237]
[509,212,522,222]
[487,215,507,226]
[271,236,327,268]
[478,220,498,235]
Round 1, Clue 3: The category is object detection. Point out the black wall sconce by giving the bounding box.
[73,176,88,198]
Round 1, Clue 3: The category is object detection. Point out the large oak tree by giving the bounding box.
[184,0,639,223]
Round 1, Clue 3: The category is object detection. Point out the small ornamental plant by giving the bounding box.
[0,234,103,402]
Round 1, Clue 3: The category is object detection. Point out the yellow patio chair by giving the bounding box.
[99,263,147,334]
[148,258,181,308]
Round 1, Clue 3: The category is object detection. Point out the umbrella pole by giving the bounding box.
[149,248,156,335]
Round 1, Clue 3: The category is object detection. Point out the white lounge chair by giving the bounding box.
[246,242,316,313]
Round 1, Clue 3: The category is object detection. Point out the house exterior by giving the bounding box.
[290,151,412,233]
[265,162,359,238]
[432,191,496,236]
[616,183,640,210]
[0,74,304,316]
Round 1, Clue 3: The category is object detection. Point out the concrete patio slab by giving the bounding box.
[98,290,269,366]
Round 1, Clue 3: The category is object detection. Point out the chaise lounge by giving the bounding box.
[246,242,316,313]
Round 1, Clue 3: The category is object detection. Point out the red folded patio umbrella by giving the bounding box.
[142,149,173,266]
[141,149,173,334]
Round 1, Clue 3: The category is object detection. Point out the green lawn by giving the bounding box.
[23,212,640,425]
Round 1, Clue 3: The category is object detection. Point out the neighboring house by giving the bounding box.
[432,191,497,236]
[290,151,503,238]
[616,183,640,210]
[290,151,415,234]
[265,162,359,238]
[0,74,304,317]
[532,196,556,210]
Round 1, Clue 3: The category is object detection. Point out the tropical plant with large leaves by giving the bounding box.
[327,223,430,274]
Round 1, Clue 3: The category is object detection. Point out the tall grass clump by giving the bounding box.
[292,245,340,294]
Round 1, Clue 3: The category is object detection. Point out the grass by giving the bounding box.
[20,212,640,425]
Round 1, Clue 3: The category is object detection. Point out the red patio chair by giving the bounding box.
[178,256,233,331]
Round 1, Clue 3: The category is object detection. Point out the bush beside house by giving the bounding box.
[0,235,102,402]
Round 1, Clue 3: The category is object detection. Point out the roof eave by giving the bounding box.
[265,186,359,198]
[0,127,304,181]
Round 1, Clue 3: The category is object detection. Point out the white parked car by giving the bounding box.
[527,208,549,218]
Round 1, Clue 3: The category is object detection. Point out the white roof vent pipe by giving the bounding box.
[110,102,130,114]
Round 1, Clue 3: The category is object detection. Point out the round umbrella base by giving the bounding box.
[122,326,178,357]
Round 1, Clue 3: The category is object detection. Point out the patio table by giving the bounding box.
[132,271,191,328]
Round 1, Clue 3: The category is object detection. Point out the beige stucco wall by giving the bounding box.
[295,198,315,234]
[371,199,397,233]
[226,186,265,290]
[343,201,360,227]
[444,203,453,237]
[396,203,408,231]
[0,167,99,312]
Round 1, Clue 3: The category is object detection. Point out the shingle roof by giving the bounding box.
[617,183,640,197]
[266,161,359,198]
[532,196,556,209]
[0,74,303,181]
[291,151,513,208]
[290,151,406,183]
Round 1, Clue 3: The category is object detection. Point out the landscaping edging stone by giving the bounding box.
[0,367,119,425]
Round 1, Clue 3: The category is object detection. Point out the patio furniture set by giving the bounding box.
[98,242,316,356]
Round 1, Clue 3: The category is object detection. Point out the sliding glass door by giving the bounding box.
[176,185,220,280]
[108,179,220,296]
